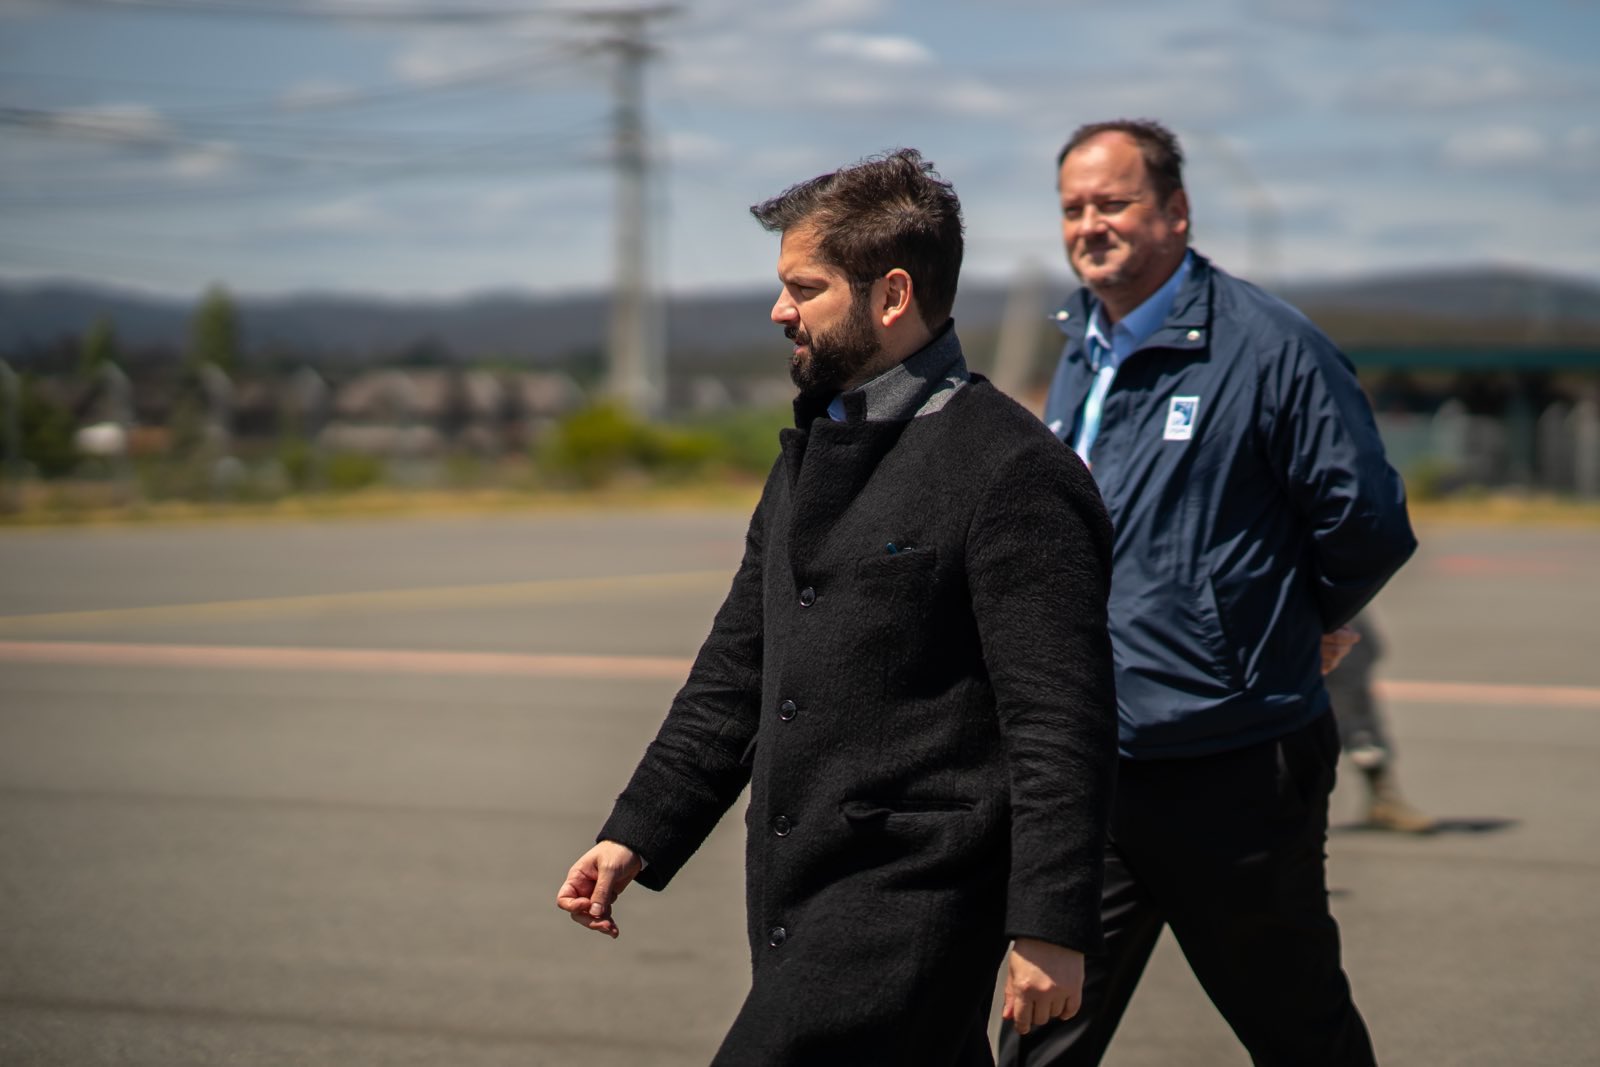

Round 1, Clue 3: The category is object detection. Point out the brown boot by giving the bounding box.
[1363,766,1437,834]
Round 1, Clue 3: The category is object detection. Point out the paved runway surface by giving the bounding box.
[2,510,1598,1065]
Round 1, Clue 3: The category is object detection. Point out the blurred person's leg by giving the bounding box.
[1328,613,1435,833]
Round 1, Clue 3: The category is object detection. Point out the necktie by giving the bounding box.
[1072,338,1116,466]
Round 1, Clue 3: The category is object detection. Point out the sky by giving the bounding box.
[1,0,1598,300]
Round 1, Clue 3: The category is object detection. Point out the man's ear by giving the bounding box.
[1167,188,1191,238]
[878,269,914,328]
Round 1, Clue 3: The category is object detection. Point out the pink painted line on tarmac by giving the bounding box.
[1431,554,1575,577]
[4,641,1600,708]
[1375,679,1600,710]
[0,640,693,681]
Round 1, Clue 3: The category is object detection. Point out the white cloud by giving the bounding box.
[663,130,730,165]
[169,142,238,180]
[812,74,893,107]
[287,196,389,233]
[815,32,933,66]
[1338,33,1595,113]
[389,31,540,84]
[475,188,532,215]
[938,79,1015,117]
[57,102,172,142]
[392,42,485,84]
[744,146,838,180]
[662,25,1015,125]
[1441,125,1547,167]
[1357,61,1531,111]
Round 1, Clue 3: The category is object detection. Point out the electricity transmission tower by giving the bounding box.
[579,4,679,419]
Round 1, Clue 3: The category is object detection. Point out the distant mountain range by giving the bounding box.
[4,265,1599,367]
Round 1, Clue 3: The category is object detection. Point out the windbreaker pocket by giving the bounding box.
[1198,577,1243,690]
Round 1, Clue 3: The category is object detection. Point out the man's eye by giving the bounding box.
[1062,207,1083,220]
[1103,200,1130,213]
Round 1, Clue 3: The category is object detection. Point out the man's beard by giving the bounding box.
[787,295,881,394]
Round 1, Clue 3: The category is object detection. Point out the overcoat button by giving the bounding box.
[779,699,797,721]
[768,926,787,947]
[773,815,792,836]
[799,587,816,607]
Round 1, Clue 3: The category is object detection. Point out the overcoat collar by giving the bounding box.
[777,324,969,582]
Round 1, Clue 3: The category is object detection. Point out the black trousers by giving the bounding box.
[998,712,1376,1067]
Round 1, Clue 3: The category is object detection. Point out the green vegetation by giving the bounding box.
[188,284,240,373]
[536,402,787,488]
[18,375,79,479]
[323,452,385,492]
[78,316,119,380]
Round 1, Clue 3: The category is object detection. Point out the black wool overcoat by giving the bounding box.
[600,360,1117,1066]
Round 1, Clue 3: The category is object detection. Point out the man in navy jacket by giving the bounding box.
[998,120,1415,1066]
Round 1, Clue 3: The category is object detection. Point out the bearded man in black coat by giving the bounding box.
[557,149,1119,1066]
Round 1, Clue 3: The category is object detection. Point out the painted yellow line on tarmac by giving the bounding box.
[4,639,1600,707]
[0,641,695,681]
[0,569,730,636]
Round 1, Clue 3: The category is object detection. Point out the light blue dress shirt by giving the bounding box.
[1072,251,1193,465]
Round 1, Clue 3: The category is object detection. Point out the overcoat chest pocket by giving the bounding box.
[853,546,939,621]
[854,545,938,583]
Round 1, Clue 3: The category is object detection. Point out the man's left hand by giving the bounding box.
[1002,937,1085,1036]
[1321,625,1361,675]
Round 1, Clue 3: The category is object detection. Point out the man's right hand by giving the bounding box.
[1321,625,1361,675]
[556,841,642,939]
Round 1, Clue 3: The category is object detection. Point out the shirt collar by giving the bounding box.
[1085,250,1193,367]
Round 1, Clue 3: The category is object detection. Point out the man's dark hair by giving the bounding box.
[1057,119,1185,205]
[750,148,963,329]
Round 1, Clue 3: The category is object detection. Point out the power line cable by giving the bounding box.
[0,112,609,208]
[0,38,606,174]
[0,104,573,171]
[118,47,581,121]
[0,41,582,116]
[46,0,600,25]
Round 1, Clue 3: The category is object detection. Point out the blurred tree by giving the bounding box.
[78,315,120,380]
[20,375,78,478]
[188,284,240,372]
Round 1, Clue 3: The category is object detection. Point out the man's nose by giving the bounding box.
[1077,206,1105,234]
[771,293,797,324]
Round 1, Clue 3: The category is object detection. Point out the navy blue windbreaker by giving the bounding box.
[1044,253,1416,759]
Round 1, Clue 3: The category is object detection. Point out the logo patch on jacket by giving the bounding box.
[1164,396,1199,441]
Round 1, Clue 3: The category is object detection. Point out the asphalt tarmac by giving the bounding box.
[2,510,1597,1066]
